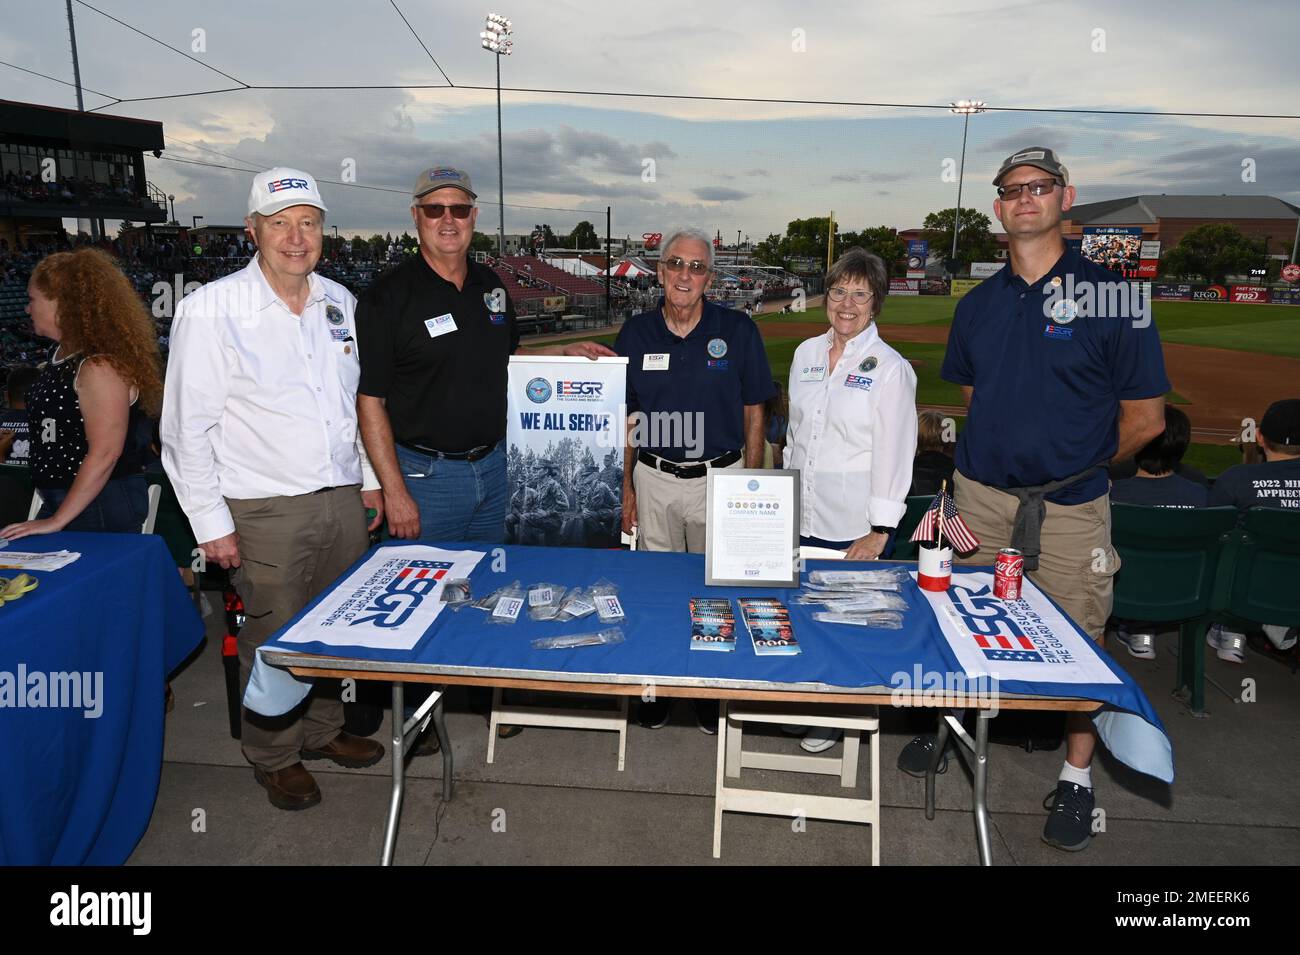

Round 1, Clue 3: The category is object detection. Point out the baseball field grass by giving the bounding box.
[759,298,1300,357]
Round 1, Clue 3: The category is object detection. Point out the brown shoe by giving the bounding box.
[253,762,321,811]
[302,732,385,768]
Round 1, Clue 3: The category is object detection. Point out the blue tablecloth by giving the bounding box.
[249,543,1173,783]
[0,532,204,865]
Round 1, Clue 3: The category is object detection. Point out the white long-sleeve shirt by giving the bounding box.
[784,322,917,540]
[160,257,379,544]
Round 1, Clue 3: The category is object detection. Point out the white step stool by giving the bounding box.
[713,700,880,863]
[487,688,629,771]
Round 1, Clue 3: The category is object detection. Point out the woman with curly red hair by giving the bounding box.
[1,247,162,539]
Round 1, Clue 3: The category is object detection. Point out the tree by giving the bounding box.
[470,231,496,253]
[1159,223,1266,284]
[753,232,787,268]
[569,220,599,250]
[922,208,999,273]
[838,226,907,276]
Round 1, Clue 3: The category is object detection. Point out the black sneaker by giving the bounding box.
[636,700,670,729]
[693,700,719,735]
[1042,782,1095,852]
[897,734,954,777]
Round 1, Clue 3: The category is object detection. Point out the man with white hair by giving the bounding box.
[615,227,775,731]
[162,167,385,811]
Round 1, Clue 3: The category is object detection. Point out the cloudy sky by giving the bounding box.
[4,0,1299,240]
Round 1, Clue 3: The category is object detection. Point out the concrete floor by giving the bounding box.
[129,608,1300,866]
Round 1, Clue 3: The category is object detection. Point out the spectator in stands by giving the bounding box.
[616,226,774,733]
[1110,406,1207,508]
[783,248,916,752]
[911,410,956,495]
[0,249,161,541]
[1105,405,1206,659]
[162,167,385,809]
[1203,398,1300,663]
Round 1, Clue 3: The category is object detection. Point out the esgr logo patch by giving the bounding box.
[945,584,1044,663]
[350,560,452,629]
[267,177,309,193]
[526,377,553,403]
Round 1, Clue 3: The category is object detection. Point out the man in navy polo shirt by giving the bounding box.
[615,227,774,730]
[911,147,1168,852]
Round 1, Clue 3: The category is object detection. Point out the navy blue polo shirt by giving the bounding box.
[941,249,1170,505]
[615,299,775,461]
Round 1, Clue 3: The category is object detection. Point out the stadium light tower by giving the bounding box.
[481,13,514,257]
[949,100,988,274]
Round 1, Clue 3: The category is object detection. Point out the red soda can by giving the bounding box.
[993,548,1024,600]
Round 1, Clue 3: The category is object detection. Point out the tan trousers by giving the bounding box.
[634,456,744,553]
[952,471,1119,642]
[228,485,369,772]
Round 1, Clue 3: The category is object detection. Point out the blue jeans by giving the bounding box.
[38,474,148,533]
[395,442,508,544]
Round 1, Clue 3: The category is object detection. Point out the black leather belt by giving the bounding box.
[399,441,496,462]
[637,448,741,479]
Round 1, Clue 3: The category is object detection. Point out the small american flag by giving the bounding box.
[910,489,981,553]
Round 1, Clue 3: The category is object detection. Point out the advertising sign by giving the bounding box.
[950,278,982,297]
[906,240,929,280]
[1191,284,1229,301]
[1152,283,1191,301]
[1230,285,1271,304]
[1082,226,1144,276]
[889,278,919,296]
[969,262,1003,279]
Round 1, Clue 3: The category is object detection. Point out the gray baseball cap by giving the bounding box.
[413,166,477,200]
[992,146,1070,186]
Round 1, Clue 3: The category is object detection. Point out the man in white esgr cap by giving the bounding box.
[161,166,386,811]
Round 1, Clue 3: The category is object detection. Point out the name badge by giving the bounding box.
[643,353,670,371]
[424,313,458,338]
[799,365,827,382]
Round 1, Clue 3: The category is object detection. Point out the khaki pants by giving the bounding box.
[228,486,369,772]
[952,471,1119,642]
[634,456,744,553]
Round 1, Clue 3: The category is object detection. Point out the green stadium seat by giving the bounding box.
[889,494,934,561]
[1110,503,1239,715]
[1209,507,1300,675]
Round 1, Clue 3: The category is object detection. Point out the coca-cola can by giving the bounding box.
[993,548,1024,600]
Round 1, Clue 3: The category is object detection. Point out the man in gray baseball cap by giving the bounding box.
[991,146,1069,187]
[898,144,1170,854]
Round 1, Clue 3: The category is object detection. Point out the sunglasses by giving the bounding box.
[661,256,710,275]
[416,203,474,220]
[996,177,1062,200]
[827,287,873,304]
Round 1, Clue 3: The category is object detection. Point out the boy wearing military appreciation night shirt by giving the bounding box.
[1204,398,1300,664]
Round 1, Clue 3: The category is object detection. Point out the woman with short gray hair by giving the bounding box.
[782,247,918,750]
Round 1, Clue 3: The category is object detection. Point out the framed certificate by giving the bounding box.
[705,469,800,587]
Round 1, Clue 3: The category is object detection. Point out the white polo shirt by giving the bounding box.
[160,257,379,544]
[784,322,917,541]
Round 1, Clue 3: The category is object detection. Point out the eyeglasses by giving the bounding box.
[416,203,474,220]
[996,177,1062,200]
[827,287,873,304]
[661,256,710,275]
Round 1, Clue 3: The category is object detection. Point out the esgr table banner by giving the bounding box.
[506,355,628,548]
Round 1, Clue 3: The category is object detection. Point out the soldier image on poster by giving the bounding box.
[518,458,569,546]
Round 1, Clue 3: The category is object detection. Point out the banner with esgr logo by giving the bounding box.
[506,355,628,548]
[915,572,1120,685]
[274,545,484,650]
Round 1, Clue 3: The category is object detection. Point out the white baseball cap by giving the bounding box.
[247,166,328,217]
